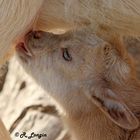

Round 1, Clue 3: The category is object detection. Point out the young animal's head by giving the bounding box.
[16,29,139,131]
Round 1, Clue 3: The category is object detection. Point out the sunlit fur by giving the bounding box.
[16,29,140,140]
[1,0,140,64]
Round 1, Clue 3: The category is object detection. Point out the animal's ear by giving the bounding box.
[87,88,139,130]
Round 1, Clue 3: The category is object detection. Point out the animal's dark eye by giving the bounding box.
[62,48,72,61]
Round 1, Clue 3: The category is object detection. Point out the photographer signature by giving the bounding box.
[15,132,47,139]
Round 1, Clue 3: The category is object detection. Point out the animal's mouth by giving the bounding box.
[16,42,33,57]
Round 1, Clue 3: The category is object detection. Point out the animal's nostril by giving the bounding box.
[33,31,41,39]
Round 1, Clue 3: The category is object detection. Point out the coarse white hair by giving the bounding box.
[0,0,140,64]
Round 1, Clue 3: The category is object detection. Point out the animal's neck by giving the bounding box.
[54,90,121,140]
[62,98,126,140]
[59,79,140,140]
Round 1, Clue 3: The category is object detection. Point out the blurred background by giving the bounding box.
[0,36,140,140]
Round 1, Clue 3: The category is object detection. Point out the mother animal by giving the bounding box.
[0,0,140,139]
[0,0,140,64]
